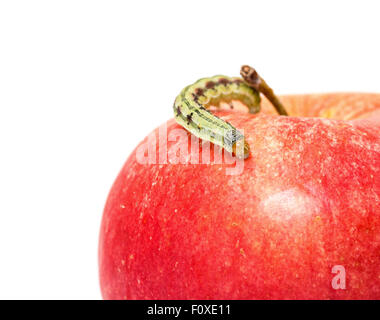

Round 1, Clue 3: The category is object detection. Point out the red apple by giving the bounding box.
[99,93,380,299]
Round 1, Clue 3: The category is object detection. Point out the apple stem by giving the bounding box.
[240,65,289,116]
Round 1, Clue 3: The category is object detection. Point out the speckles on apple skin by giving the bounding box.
[100,104,380,300]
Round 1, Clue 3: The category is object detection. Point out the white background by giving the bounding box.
[0,0,379,299]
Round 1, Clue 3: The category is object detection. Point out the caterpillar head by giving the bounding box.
[232,139,250,160]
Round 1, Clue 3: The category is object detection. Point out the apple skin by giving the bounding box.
[99,93,380,299]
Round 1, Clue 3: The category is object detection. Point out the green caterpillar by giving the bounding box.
[173,75,261,159]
